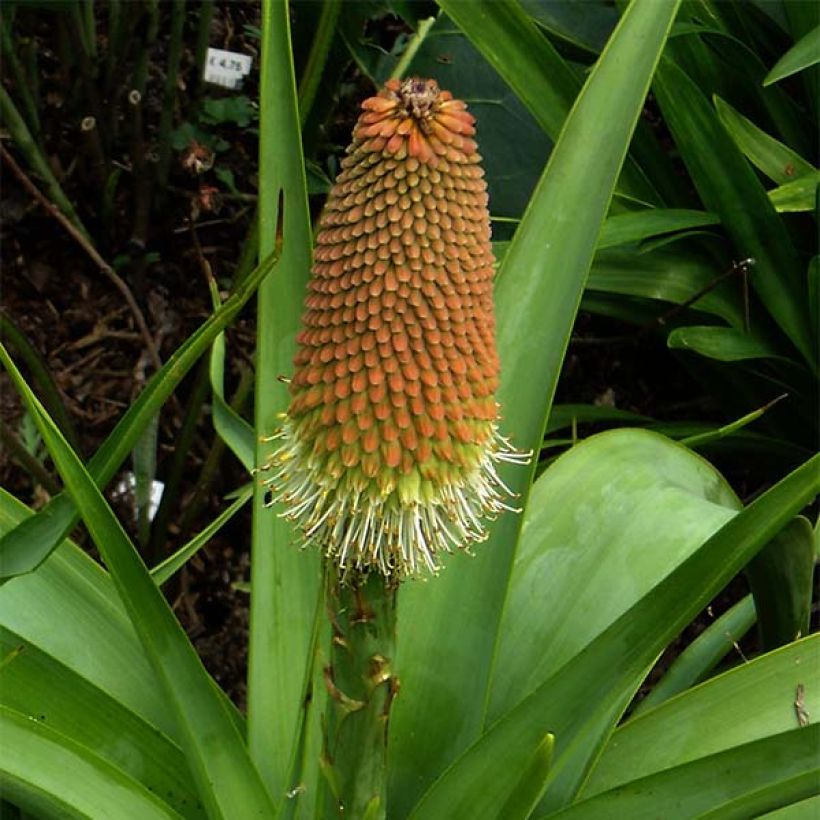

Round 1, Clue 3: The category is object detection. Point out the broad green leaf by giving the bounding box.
[633,594,756,715]
[666,6,809,158]
[0,249,279,580]
[768,171,820,213]
[390,4,685,815]
[764,24,820,85]
[652,54,815,367]
[0,345,276,819]
[584,634,819,796]
[434,0,578,138]
[549,726,819,819]
[499,734,555,820]
[487,430,739,722]
[667,325,783,361]
[435,0,659,205]
[596,208,719,249]
[1,706,182,820]
[760,794,820,818]
[713,96,815,185]
[0,628,204,818]
[0,489,176,738]
[409,451,819,817]
[250,0,322,806]
[521,0,618,53]
[746,516,815,648]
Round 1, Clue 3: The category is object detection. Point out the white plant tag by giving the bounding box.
[204,48,253,90]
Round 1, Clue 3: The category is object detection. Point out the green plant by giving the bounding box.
[1,2,817,819]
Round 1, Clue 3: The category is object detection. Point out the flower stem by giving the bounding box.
[323,572,399,819]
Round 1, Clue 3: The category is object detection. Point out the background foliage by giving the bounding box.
[0,1,817,818]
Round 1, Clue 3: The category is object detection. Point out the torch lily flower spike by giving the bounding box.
[263,77,530,581]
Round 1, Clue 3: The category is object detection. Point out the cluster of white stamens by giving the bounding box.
[260,420,530,580]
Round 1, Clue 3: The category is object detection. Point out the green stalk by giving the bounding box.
[178,365,254,536]
[323,573,398,820]
[296,0,341,127]
[132,0,159,96]
[156,0,186,192]
[191,0,215,108]
[0,85,86,235]
[0,20,41,141]
[389,15,437,82]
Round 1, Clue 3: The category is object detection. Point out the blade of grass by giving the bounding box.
[550,727,819,819]
[745,516,815,649]
[0,344,278,819]
[667,325,784,361]
[0,248,279,579]
[0,306,79,453]
[596,208,719,250]
[249,0,321,806]
[387,2,683,815]
[0,84,85,233]
[768,170,820,212]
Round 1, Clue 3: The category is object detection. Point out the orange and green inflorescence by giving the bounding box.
[263,77,528,580]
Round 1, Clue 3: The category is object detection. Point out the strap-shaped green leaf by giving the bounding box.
[0,248,280,581]
[652,55,815,368]
[389,2,683,815]
[408,447,818,817]
[764,24,820,85]
[0,627,204,817]
[0,344,277,819]
[0,706,182,820]
[549,726,819,819]
[249,0,322,807]
[584,633,819,796]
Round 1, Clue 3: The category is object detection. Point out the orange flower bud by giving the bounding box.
[264,78,528,580]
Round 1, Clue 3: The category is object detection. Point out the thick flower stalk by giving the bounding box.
[264,77,527,580]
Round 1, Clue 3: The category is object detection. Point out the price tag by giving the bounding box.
[204,48,253,90]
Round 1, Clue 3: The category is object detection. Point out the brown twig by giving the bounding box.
[1,143,163,373]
